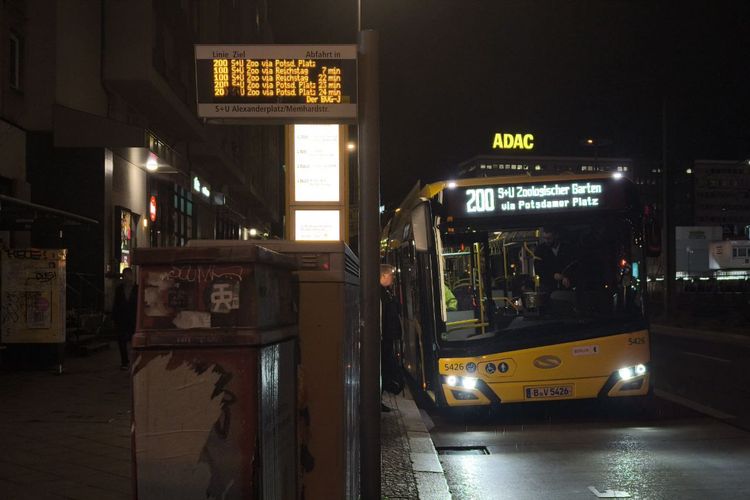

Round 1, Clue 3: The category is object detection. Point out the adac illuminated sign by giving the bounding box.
[492,133,534,150]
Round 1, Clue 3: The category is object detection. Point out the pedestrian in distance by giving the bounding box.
[113,267,138,370]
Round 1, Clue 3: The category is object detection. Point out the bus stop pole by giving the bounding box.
[662,97,673,317]
[358,29,381,499]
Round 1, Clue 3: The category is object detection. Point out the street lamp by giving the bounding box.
[580,137,613,170]
[146,153,158,172]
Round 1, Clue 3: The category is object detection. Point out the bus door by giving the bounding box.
[440,234,494,341]
[410,202,441,393]
[393,239,419,381]
[392,202,440,392]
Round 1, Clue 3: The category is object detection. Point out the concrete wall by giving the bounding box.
[0,119,29,247]
[196,199,215,240]
[26,138,106,311]
[0,120,26,183]
[55,0,108,116]
[20,0,56,129]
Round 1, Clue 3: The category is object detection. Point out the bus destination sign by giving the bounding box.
[449,181,611,218]
[194,45,357,122]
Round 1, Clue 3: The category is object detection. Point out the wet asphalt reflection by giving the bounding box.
[427,397,750,499]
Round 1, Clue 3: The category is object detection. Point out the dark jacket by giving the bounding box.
[112,283,138,337]
[380,286,404,394]
[536,242,576,290]
[380,287,402,342]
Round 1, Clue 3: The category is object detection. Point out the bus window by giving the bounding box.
[412,203,430,252]
[438,219,645,344]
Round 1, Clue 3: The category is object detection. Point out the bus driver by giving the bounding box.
[536,227,577,292]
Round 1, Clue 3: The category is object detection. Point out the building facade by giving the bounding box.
[0,0,283,313]
[692,159,750,238]
[457,154,634,179]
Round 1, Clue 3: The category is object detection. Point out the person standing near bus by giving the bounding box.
[380,264,403,411]
[536,227,577,291]
[444,282,458,311]
[113,267,138,370]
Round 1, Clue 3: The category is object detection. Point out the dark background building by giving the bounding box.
[0,0,285,314]
[692,159,750,238]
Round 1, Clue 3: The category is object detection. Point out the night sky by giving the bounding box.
[268,1,750,205]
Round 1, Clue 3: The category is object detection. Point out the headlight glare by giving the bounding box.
[618,364,647,381]
[462,377,478,390]
[618,367,635,381]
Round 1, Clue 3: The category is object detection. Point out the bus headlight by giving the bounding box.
[618,364,647,381]
[462,377,478,390]
[444,375,478,390]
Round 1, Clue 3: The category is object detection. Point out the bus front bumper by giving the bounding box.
[441,371,650,407]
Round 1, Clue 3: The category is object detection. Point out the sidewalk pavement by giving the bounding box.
[0,342,452,500]
[0,343,131,500]
[381,390,451,500]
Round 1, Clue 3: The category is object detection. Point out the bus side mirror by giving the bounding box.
[430,199,446,218]
[643,205,661,257]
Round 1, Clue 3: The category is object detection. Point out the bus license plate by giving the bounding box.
[524,385,574,399]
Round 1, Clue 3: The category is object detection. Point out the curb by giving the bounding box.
[392,392,452,500]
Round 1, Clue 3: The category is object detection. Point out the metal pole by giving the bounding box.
[357,0,362,31]
[662,97,672,317]
[358,29,380,500]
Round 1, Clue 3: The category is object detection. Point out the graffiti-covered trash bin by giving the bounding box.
[188,239,361,499]
[131,245,297,500]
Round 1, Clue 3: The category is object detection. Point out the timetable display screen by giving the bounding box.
[442,180,629,219]
[195,45,357,121]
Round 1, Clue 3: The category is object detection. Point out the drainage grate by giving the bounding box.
[435,446,490,455]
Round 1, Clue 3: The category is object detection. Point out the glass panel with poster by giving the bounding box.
[115,207,136,274]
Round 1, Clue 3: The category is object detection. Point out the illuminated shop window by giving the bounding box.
[172,185,193,246]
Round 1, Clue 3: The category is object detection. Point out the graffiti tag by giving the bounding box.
[167,265,243,283]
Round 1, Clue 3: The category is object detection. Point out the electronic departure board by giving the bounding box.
[442,179,632,219]
[194,45,357,122]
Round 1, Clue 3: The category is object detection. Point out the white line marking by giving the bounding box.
[654,388,736,420]
[588,486,631,498]
[679,351,732,364]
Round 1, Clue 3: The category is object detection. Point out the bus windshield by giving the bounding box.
[438,218,645,343]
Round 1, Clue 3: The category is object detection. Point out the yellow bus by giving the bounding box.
[382,173,657,408]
